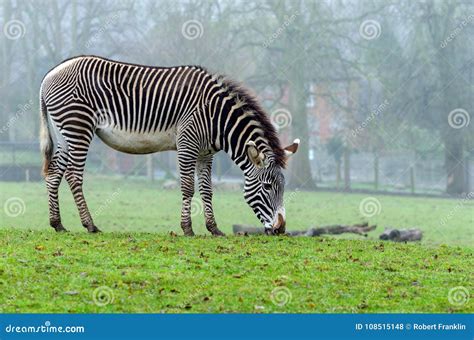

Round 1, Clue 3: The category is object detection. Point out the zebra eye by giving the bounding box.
[262,182,272,191]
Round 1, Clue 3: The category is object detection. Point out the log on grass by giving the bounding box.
[379,228,423,242]
[232,222,376,237]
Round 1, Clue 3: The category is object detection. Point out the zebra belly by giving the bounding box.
[96,126,177,154]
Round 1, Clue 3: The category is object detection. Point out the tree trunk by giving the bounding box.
[147,154,154,182]
[343,148,351,190]
[445,133,466,194]
[409,166,415,194]
[1,0,13,141]
[286,62,315,189]
[336,159,341,189]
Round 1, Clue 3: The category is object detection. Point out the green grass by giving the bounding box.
[1,176,472,247]
[0,230,472,313]
[0,176,473,313]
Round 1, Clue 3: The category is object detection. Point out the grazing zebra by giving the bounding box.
[39,55,299,236]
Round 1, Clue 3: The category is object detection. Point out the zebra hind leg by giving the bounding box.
[197,155,225,236]
[64,144,101,233]
[178,171,195,236]
[177,142,200,236]
[45,148,69,232]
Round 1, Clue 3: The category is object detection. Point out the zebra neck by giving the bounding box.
[225,137,274,175]
[206,75,284,172]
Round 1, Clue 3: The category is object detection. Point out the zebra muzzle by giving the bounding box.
[272,213,286,234]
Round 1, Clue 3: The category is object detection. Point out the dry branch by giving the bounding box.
[233,224,423,242]
[379,228,423,242]
[233,222,376,237]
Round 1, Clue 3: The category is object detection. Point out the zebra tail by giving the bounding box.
[39,96,53,177]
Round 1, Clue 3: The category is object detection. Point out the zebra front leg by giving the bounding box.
[45,149,68,232]
[197,154,225,236]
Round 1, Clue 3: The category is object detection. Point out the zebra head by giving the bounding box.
[243,139,300,235]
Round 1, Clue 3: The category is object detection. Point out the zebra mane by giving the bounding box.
[220,77,286,168]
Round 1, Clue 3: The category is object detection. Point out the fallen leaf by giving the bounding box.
[52,249,63,257]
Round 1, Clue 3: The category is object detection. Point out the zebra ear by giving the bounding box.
[246,141,266,168]
[284,139,300,158]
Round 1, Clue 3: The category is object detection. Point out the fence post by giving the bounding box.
[464,156,470,193]
[410,166,415,194]
[343,149,351,190]
[147,154,154,182]
[12,143,16,164]
[374,153,379,190]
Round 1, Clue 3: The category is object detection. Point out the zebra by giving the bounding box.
[39,55,299,236]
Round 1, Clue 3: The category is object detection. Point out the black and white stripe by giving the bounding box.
[40,55,298,235]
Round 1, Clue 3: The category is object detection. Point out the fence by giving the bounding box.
[313,149,473,195]
[1,140,471,195]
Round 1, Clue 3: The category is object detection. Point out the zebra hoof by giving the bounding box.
[206,221,225,236]
[87,225,102,233]
[211,229,225,237]
[51,220,68,232]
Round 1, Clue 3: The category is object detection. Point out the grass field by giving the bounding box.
[0,176,472,313]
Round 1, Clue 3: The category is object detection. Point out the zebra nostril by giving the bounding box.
[265,228,274,235]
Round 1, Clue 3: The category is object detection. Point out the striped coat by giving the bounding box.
[40,56,299,235]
